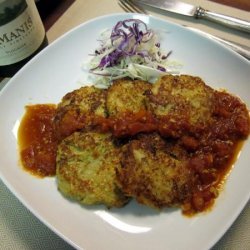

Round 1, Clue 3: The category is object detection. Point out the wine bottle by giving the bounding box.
[0,0,48,77]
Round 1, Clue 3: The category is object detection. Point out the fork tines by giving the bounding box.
[118,0,147,14]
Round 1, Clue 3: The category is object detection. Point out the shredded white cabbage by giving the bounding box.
[81,20,182,88]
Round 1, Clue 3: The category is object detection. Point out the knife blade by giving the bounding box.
[133,0,250,33]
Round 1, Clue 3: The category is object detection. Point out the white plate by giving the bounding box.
[0,13,249,250]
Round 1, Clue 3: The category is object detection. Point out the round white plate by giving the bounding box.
[0,13,249,250]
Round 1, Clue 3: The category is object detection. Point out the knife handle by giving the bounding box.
[195,7,250,33]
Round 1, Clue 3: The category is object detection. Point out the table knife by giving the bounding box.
[133,0,250,33]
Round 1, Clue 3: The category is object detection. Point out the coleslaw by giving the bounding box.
[84,18,181,87]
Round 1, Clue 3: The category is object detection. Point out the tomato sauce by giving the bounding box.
[17,90,250,215]
[180,91,250,215]
[18,104,57,177]
[94,110,158,137]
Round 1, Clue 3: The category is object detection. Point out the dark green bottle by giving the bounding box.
[0,0,48,77]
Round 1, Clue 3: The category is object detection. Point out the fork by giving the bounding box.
[119,0,147,13]
[118,0,250,60]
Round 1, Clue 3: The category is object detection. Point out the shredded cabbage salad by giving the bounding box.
[84,18,181,87]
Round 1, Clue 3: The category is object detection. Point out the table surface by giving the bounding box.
[1,0,250,249]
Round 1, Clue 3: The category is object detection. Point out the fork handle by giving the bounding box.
[195,7,250,33]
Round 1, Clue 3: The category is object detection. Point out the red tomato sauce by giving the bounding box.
[17,90,250,215]
[18,104,57,177]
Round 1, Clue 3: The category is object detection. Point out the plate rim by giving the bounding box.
[0,12,249,250]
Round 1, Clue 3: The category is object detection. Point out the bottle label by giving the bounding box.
[0,0,45,66]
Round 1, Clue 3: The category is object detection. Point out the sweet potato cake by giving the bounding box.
[116,133,193,209]
[56,131,128,208]
[54,86,107,141]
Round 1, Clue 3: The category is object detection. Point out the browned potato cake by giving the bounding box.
[106,78,152,117]
[56,131,128,208]
[116,133,193,209]
[54,86,107,140]
[147,75,214,126]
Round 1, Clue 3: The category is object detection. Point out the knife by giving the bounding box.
[133,0,250,33]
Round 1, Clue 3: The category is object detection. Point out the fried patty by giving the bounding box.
[56,131,128,208]
[54,86,107,141]
[147,75,214,127]
[106,78,152,117]
[116,133,193,209]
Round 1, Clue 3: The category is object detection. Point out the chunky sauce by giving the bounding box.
[94,109,248,215]
[18,90,249,215]
[18,104,57,177]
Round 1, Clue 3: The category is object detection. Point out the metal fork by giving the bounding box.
[118,0,250,60]
[118,0,147,13]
